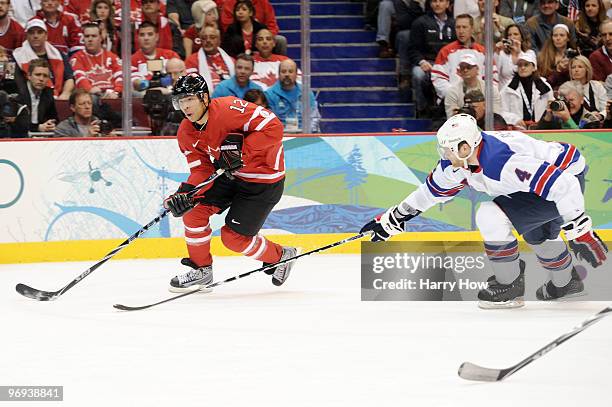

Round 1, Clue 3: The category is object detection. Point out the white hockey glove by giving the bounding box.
[360,205,420,242]
[562,213,608,267]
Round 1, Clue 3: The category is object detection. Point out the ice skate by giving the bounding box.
[169,258,213,293]
[536,268,585,301]
[263,246,300,286]
[478,260,526,309]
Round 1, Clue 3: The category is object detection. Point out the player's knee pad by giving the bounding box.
[220,226,253,253]
[476,202,514,241]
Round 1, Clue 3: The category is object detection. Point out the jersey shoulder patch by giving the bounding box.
[479,133,515,181]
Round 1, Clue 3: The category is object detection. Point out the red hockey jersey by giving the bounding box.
[70,49,123,92]
[178,96,285,188]
[33,11,83,55]
[64,0,92,24]
[134,15,175,52]
[0,18,25,53]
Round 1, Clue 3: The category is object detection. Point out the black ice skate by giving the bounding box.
[536,268,585,301]
[478,260,526,309]
[264,246,300,286]
[169,258,213,293]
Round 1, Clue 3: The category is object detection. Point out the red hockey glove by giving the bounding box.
[562,213,608,267]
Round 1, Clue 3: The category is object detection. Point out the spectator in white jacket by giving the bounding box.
[567,55,608,115]
[500,52,554,128]
[495,24,537,88]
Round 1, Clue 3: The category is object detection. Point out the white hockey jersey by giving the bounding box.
[401,131,586,221]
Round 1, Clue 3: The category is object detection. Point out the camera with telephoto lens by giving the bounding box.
[565,48,580,59]
[0,90,20,119]
[550,95,568,112]
[98,119,113,135]
[139,59,172,90]
[457,102,476,118]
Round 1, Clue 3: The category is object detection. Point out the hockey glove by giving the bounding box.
[562,213,608,267]
[163,183,196,217]
[219,133,244,172]
[360,205,421,242]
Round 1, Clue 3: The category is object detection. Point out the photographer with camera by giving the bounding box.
[445,53,502,119]
[0,89,28,138]
[131,21,180,93]
[495,24,536,88]
[54,89,112,137]
[536,81,590,129]
[141,57,186,136]
[14,58,58,134]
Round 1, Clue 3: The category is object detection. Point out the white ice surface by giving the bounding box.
[1,254,610,407]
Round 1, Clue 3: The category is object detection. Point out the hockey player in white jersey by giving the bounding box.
[360,114,608,308]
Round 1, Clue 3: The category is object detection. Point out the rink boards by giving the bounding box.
[1,131,610,263]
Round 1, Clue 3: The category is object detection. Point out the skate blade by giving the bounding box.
[540,290,588,302]
[478,297,525,310]
[168,284,213,294]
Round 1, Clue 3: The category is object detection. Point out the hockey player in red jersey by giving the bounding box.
[163,73,299,292]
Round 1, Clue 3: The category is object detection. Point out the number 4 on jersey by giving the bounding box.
[515,168,532,182]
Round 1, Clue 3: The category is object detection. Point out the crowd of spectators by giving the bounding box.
[375,0,612,129]
[0,0,319,137]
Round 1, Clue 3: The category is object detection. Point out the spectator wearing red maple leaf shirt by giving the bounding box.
[251,28,288,90]
[0,0,25,55]
[32,0,83,55]
[185,25,235,94]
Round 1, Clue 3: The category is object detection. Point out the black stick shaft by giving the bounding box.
[114,232,371,311]
[16,169,225,301]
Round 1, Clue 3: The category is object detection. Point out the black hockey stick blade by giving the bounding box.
[15,283,60,301]
[458,306,612,382]
[15,169,225,302]
[113,232,372,311]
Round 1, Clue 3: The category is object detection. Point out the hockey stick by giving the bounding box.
[458,306,612,382]
[15,169,226,301]
[113,231,372,311]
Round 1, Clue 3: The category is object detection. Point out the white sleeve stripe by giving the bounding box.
[243,105,263,132]
[273,145,283,170]
[254,112,276,131]
[188,159,202,168]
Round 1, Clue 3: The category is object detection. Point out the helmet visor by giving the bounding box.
[171,92,200,110]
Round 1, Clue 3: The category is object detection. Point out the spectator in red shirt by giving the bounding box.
[136,0,183,57]
[70,22,122,98]
[220,0,287,55]
[184,0,219,58]
[222,0,268,57]
[131,21,181,91]
[33,0,83,55]
[589,20,612,81]
[64,0,92,24]
[252,28,290,89]
[0,0,25,55]
[13,19,75,99]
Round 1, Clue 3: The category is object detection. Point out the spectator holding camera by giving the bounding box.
[14,58,58,133]
[536,81,590,129]
[70,22,122,99]
[500,52,554,128]
[495,24,536,88]
[537,24,578,90]
[0,0,25,55]
[589,20,612,81]
[568,55,607,114]
[445,53,502,119]
[575,0,606,58]
[55,88,106,137]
